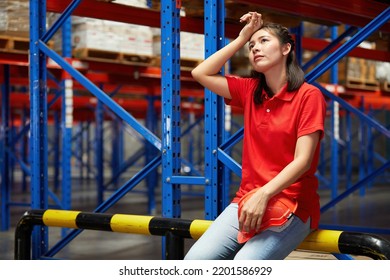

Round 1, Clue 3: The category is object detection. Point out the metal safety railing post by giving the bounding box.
[15,209,390,260]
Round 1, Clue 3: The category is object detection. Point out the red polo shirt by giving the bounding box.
[226,76,326,229]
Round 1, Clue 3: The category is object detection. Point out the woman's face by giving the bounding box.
[248,29,290,73]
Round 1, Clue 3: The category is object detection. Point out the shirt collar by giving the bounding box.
[273,83,296,102]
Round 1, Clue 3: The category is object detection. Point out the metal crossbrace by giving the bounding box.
[38,41,162,150]
[306,7,390,83]
[44,156,162,257]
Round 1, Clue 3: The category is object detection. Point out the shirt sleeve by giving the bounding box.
[225,75,257,109]
[297,86,327,139]
[225,75,244,108]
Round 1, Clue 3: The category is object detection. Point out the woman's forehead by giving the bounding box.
[250,29,275,41]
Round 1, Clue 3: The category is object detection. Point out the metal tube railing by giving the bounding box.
[15,209,390,260]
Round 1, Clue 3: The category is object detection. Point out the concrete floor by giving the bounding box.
[1,178,389,260]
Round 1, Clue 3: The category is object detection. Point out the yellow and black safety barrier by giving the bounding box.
[15,209,390,260]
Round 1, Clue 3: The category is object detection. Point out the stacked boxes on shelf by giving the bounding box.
[345,57,379,90]
[0,0,29,36]
[52,0,154,63]
[0,0,31,53]
[376,62,390,91]
[179,32,205,61]
[344,41,379,91]
[71,17,154,57]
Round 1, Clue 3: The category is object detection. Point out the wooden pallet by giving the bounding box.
[345,57,380,91]
[380,81,390,92]
[0,35,29,53]
[345,78,380,91]
[73,48,154,65]
[121,52,153,64]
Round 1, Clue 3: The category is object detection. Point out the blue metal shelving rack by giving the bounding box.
[6,0,386,259]
[0,65,11,231]
[29,0,49,258]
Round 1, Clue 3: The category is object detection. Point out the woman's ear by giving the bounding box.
[282,43,291,56]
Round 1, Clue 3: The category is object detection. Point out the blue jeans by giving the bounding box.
[184,203,311,260]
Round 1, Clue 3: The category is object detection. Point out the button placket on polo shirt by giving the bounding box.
[259,99,274,127]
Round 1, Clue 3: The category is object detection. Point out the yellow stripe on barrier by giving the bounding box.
[110,214,153,235]
[15,210,390,260]
[42,210,80,229]
[190,219,212,240]
[298,229,342,253]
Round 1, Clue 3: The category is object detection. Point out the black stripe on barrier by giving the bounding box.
[76,212,113,231]
[149,217,193,238]
[339,231,390,260]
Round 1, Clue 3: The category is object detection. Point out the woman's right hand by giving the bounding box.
[191,12,263,100]
[239,12,263,41]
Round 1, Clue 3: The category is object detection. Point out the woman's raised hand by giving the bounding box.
[238,12,263,40]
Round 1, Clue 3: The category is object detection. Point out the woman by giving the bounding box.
[184,12,326,260]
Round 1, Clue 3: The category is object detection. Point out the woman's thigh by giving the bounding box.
[234,215,311,260]
[184,203,243,260]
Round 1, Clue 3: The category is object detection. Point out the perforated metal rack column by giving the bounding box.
[29,0,49,258]
[203,0,228,219]
[160,0,183,259]
[60,17,73,216]
[0,65,11,230]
